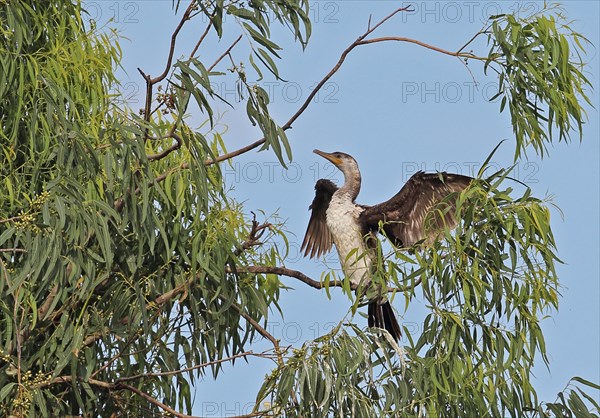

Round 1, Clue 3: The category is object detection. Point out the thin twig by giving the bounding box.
[202,6,415,166]
[90,328,146,379]
[115,350,276,383]
[0,248,26,253]
[138,2,195,129]
[228,301,284,367]
[151,3,196,85]
[0,216,26,224]
[208,35,243,72]
[190,19,214,58]
[234,213,272,256]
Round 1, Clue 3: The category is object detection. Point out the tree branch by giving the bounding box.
[128,7,455,193]
[207,35,243,72]
[146,132,183,161]
[138,2,195,128]
[234,212,272,256]
[0,248,26,253]
[41,375,195,417]
[228,300,285,367]
[0,216,24,224]
[119,382,196,418]
[115,350,275,384]
[190,17,214,58]
[121,6,488,211]
[227,265,423,293]
[44,375,113,389]
[150,3,195,85]
[356,37,485,60]
[202,6,416,166]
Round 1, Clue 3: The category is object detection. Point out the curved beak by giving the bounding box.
[313,149,341,166]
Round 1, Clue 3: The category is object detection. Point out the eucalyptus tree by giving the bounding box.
[0,1,597,417]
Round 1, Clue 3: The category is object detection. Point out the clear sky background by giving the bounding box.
[86,1,599,415]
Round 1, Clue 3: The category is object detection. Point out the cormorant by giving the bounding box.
[301,149,472,341]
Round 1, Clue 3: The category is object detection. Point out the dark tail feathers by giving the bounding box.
[368,300,401,342]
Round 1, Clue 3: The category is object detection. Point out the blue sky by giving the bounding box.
[89,1,599,414]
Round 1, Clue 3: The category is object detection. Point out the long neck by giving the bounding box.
[338,167,361,202]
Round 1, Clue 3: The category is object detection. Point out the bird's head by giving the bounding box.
[313,149,359,177]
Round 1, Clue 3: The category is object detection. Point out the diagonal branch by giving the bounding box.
[120,382,194,418]
[42,376,194,417]
[208,35,243,72]
[200,6,418,166]
[190,17,214,58]
[133,7,467,188]
[228,301,283,361]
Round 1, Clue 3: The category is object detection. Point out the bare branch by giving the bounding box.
[137,67,153,123]
[0,248,26,253]
[234,212,272,256]
[150,3,196,85]
[190,18,213,58]
[44,375,113,390]
[208,35,243,72]
[356,37,484,60]
[227,265,423,293]
[155,281,186,306]
[232,265,326,289]
[228,300,285,366]
[154,162,189,184]
[203,6,415,166]
[203,139,266,166]
[41,376,195,417]
[137,2,195,126]
[0,215,28,224]
[119,5,487,215]
[115,350,277,384]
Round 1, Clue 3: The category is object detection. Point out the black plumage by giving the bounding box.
[301,179,338,259]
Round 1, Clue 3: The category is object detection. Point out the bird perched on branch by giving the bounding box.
[301,149,472,341]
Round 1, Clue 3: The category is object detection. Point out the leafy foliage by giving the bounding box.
[254,167,598,417]
[0,1,597,417]
[482,5,592,159]
[0,0,304,415]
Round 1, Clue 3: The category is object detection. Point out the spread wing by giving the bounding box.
[301,179,338,258]
[359,171,472,247]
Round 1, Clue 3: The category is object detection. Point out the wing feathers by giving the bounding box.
[301,179,338,258]
[303,172,471,255]
[359,171,471,247]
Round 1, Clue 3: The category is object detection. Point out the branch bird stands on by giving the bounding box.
[301,150,472,341]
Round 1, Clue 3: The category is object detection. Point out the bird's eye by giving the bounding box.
[335,153,341,158]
